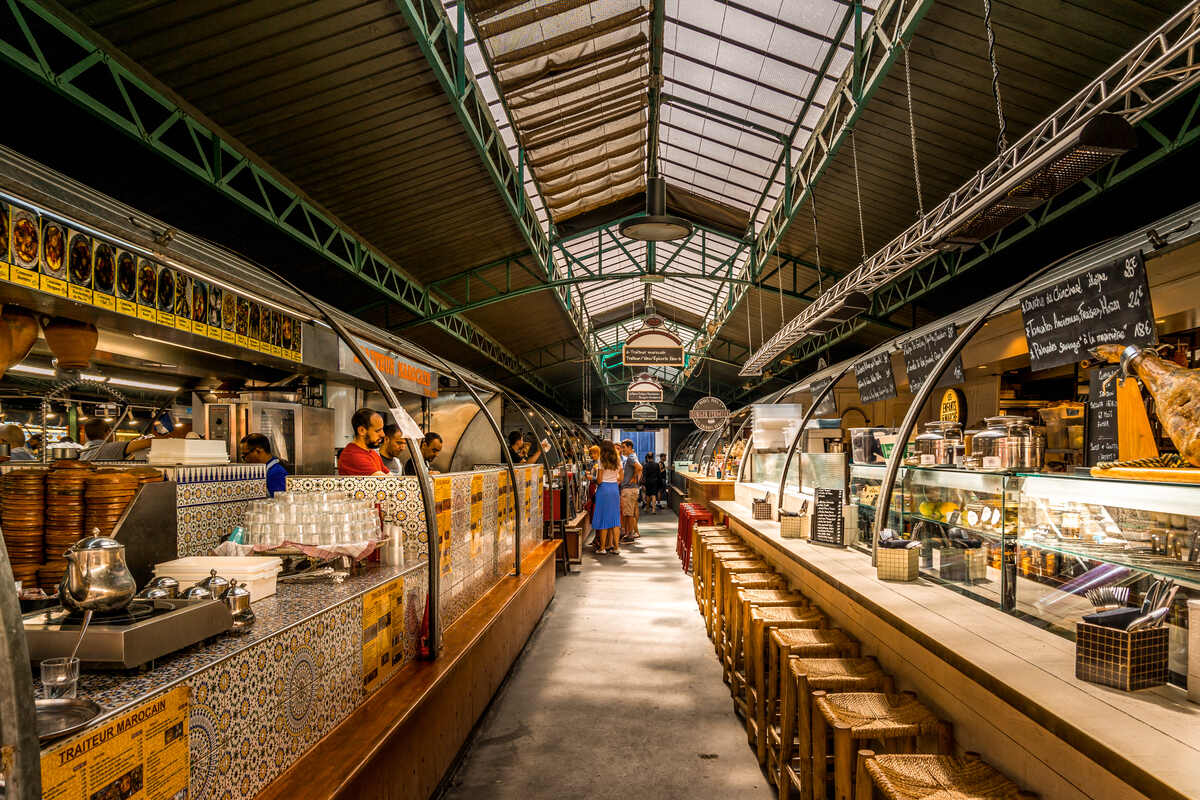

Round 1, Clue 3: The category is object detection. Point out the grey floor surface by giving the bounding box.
[440,510,775,800]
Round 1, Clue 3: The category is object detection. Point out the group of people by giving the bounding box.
[586,440,668,555]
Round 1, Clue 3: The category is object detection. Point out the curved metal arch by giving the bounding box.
[775,363,854,516]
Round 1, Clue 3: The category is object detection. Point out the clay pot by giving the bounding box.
[0,305,39,378]
[42,316,98,370]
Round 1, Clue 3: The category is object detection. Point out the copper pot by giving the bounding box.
[0,305,38,378]
[42,316,98,370]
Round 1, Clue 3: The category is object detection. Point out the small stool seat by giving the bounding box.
[727,589,805,695]
[773,658,893,798]
[747,606,826,760]
[857,751,1039,800]
[711,559,770,647]
[721,574,789,685]
[811,692,951,800]
[700,547,756,630]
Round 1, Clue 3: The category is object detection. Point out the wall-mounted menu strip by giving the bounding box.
[1087,364,1120,465]
[1019,250,1156,373]
[901,324,964,393]
[854,350,897,403]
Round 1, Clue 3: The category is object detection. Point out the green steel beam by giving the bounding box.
[742,85,1200,397]
[0,0,563,402]
[690,0,934,382]
[647,0,667,176]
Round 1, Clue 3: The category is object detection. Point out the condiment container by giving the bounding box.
[914,421,961,466]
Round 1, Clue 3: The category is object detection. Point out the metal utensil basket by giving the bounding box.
[1076,622,1168,691]
[779,513,806,539]
[752,498,772,520]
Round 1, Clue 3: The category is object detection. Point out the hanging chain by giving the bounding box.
[850,131,867,259]
[757,275,765,352]
[776,247,785,327]
[982,0,1009,154]
[902,40,924,217]
[811,192,824,296]
[746,280,753,353]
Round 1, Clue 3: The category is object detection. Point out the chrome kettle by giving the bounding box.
[59,536,137,613]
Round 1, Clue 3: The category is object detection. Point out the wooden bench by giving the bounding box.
[563,510,588,566]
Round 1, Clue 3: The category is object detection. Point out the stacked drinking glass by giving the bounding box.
[241,491,381,546]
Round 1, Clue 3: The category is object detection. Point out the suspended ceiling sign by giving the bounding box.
[630,404,658,421]
[690,396,729,432]
[338,336,437,398]
[626,375,664,403]
[622,322,684,367]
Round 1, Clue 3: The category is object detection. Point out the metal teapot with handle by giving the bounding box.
[59,535,137,613]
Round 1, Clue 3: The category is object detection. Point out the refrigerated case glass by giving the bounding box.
[849,464,905,551]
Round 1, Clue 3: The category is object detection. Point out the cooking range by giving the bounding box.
[24,598,233,669]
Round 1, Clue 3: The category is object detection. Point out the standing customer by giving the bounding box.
[619,439,642,542]
[585,444,602,549]
[642,453,662,515]
[590,441,622,554]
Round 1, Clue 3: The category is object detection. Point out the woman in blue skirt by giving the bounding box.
[591,440,622,554]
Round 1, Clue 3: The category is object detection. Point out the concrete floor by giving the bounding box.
[440,511,774,800]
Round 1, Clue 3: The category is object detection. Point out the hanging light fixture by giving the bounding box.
[619,176,693,241]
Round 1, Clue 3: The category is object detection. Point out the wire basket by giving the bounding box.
[779,513,807,539]
[1076,622,1168,691]
[877,546,920,581]
[752,498,772,520]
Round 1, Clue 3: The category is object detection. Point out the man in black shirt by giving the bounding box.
[642,453,663,515]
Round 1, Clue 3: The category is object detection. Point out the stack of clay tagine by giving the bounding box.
[2,468,48,587]
[41,460,94,592]
[84,471,140,538]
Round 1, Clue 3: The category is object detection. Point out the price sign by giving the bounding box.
[901,324,964,393]
[811,488,845,547]
[1019,250,1156,372]
[1087,364,1120,465]
[854,350,897,403]
[809,377,837,417]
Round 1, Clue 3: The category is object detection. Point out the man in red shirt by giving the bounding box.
[337,408,388,475]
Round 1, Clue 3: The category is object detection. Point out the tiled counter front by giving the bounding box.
[173,464,269,557]
[37,562,428,800]
[436,465,543,630]
[286,474,429,556]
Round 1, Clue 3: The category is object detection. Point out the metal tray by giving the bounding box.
[36,697,102,743]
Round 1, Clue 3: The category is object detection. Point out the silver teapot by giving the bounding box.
[59,536,137,613]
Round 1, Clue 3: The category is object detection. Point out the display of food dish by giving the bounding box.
[209,285,222,328]
[68,232,92,286]
[156,267,174,311]
[11,209,37,267]
[40,220,65,277]
[247,302,259,340]
[223,293,236,331]
[192,279,207,322]
[0,203,8,261]
[281,315,293,349]
[137,259,156,305]
[235,298,249,336]
[174,272,190,317]
[93,243,115,294]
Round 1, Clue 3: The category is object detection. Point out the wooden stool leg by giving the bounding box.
[810,691,828,800]
[755,619,771,761]
[776,659,796,794]
[854,750,874,800]
[938,721,954,755]
[797,675,813,800]
[833,723,854,800]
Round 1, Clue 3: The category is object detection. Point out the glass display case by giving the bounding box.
[849,464,904,550]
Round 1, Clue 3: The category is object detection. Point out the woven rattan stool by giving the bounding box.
[748,607,827,761]
[773,658,893,799]
[712,558,770,649]
[701,545,755,634]
[811,692,951,800]
[693,532,743,605]
[855,751,1039,800]
[722,575,793,686]
[728,589,806,698]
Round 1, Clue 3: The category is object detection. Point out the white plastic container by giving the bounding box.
[153,556,283,602]
[147,438,230,464]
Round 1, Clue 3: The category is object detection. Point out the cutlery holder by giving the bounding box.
[876,546,920,582]
[1076,622,1168,691]
[752,498,772,520]
[779,513,807,539]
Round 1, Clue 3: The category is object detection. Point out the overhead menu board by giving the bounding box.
[809,377,837,417]
[901,324,964,393]
[1087,364,1120,465]
[854,350,898,403]
[1018,250,1156,373]
[810,488,845,548]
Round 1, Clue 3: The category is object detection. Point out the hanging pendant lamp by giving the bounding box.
[619,176,693,241]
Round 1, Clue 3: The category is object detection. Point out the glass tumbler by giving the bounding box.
[41,656,80,699]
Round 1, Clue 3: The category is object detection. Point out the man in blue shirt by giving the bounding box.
[239,433,288,496]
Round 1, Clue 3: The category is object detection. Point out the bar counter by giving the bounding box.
[678,469,736,504]
[708,495,1199,800]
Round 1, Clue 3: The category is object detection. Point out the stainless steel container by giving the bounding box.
[972,416,1039,470]
[914,421,961,466]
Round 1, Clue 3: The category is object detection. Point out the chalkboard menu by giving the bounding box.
[811,488,845,547]
[810,377,837,417]
[1087,364,1120,465]
[854,351,897,403]
[1018,250,1156,373]
[902,324,964,393]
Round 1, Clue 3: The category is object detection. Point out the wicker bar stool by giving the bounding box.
[693,532,743,605]
[728,588,806,698]
[773,658,893,800]
[701,545,755,633]
[855,751,1039,800]
[712,558,771,651]
[722,575,793,686]
[811,692,951,800]
[748,607,827,761]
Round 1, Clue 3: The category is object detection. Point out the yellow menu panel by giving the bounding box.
[39,274,67,297]
[40,684,189,800]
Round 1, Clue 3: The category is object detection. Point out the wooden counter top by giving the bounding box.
[713,499,1200,800]
[678,470,736,485]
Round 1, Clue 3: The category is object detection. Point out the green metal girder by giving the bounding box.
[647,0,667,175]
[393,0,600,390]
[0,0,562,402]
[690,0,934,379]
[744,84,1200,396]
